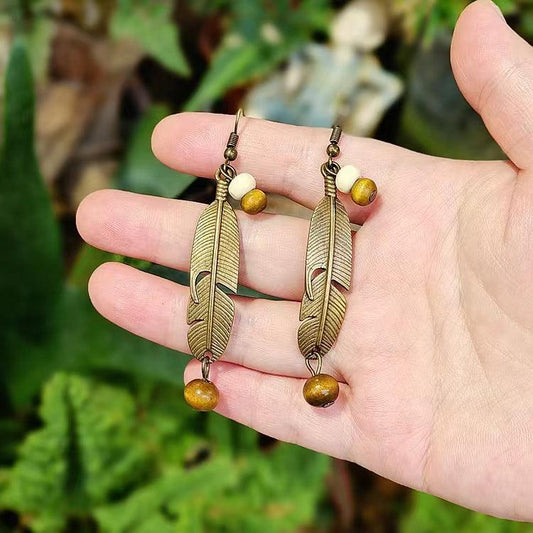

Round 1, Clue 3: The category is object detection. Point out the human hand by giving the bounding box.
[76,0,533,520]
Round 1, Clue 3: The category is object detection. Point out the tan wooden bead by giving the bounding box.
[241,189,267,215]
[303,374,339,408]
[184,379,219,411]
[350,177,377,206]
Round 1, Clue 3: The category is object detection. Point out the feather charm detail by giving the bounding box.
[298,164,352,359]
[187,176,239,363]
[184,109,246,412]
[299,124,376,408]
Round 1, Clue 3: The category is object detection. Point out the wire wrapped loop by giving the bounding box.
[201,357,212,381]
[305,352,323,376]
[215,178,229,201]
[321,161,339,197]
[215,163,236,200]
[216,163,236,181]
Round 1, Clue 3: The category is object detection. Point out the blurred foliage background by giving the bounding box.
[1,1,533,532]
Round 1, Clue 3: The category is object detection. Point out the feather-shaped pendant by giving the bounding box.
[184,111,244,411]
[298,126,376,408]
[185,175,239,411]
[298,124,375,408]
[187,181,239,362]
[298,170,352,361]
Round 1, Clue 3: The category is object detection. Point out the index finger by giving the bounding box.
[151,112,430,225]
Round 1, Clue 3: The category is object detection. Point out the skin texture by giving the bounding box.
[76,1,533,520]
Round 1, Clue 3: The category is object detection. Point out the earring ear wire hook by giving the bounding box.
[234,108,244,134]
[224,109,245,167]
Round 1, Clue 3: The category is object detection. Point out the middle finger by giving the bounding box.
[77,188,310,300]
[88,262,343,379]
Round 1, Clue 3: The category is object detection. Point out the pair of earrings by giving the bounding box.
[184,110,377,411]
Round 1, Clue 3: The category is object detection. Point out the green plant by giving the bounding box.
[0,40,190,409]
[401,492,533,532]
[116,103,195,198]
[2,0,190,76]
[394,0,524,44]
[0,373,330,532]
[0,40,330,533]
[0,39,61,348]
[184,0,330,110]
[111,0,190,76]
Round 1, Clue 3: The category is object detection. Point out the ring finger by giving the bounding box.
[88,262,343,379]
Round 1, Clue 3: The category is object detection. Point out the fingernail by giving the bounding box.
[488,0,506,21]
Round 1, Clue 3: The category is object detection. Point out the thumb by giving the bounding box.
[451,0,533,171]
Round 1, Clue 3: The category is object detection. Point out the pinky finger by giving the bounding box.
[184,359,358,458]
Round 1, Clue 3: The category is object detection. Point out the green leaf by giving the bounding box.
[95,458,239,532]
[203,443,330,533]
[111,0,190,76]
[68,245,118,288]
[185,0,330,111]
[184,42,263,111]
[1,372,331,532]
[0,374,150,531]
[2,287,188,407]
[0,40,62,346]
[0,418,25,465]
[493,0,518,15]
[401,492,533,532]
[116,104,195,198]
[23,16,55,84]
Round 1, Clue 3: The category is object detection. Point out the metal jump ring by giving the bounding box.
[305,352,323,376]
[216,163,236,182]
[201,358,211,381]
[322,160,340,176]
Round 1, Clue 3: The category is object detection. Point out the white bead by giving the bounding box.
[229,173,256,201]
[335,165,361,194]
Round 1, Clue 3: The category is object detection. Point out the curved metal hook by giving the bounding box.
[234,108,244,134]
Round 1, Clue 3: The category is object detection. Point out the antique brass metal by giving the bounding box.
[187,110,243,381]
[298,126,352,390]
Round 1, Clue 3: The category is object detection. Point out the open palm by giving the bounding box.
[77,1,533,521]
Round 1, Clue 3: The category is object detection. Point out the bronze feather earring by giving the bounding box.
[184,109,266,411]
[298,125,377,408]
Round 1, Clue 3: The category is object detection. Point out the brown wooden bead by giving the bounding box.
[303,374,339,408]
[241,189,267,215]
[350,178,377,206]
[184,379,219,411]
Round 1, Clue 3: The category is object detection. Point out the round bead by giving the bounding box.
[241,189,267,215]
[351,177,377,206]
[303,374,339,408]
[327,143,340,157]
[335,165,362,194]
[228,172,256,201]
[184,379,219,411]
[224,147,237,161]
